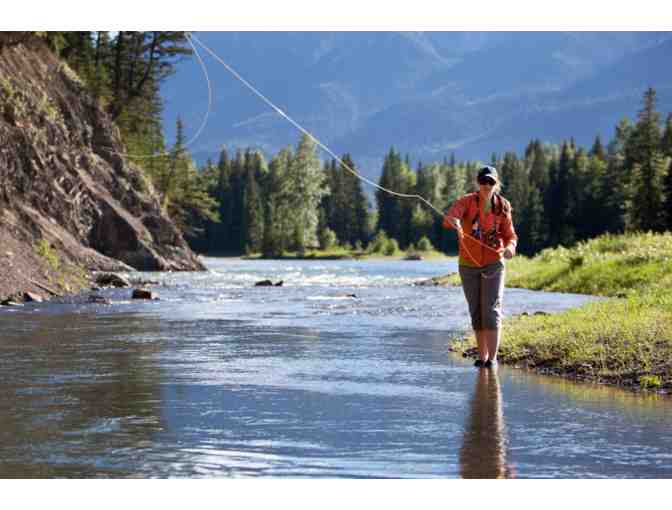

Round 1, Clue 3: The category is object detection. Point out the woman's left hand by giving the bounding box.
[503,246,515,259]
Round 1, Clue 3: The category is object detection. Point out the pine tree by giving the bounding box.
[626,88,665,232]
[499,152,528,216]
[109,31,191,120]
[663,159,672,231]
[662,113,672,158]
[528,140,549,191]
[158,118,219,240]
[194,158,220,252]
[600,118,634,234]
[442,158,466,207]
[227,151,246,252]
[86,31,112,103]
[376,148,402,240]
[340,154,369,246]
[520,187,546,254]
[211,149,232,253]
[242,165,264,253]
[547,142,576,246]
[160,116,188,206]
[282,134,327,253]
[398,157,417,248]
[263,147,294,257]
[328,158,347,244]
[582,154,608,239]
[590,135,607,162]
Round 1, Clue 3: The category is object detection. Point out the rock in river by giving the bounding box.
[132,288,158,300]
[255,280,284,287]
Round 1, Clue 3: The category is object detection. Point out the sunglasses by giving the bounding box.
[478,176,496,186]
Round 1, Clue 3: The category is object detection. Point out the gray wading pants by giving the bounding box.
[458,260,505,331]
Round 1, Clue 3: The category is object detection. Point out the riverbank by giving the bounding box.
[241,247,451,261]
[449,232,672,394]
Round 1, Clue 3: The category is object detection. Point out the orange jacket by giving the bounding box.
[443,192,518,267]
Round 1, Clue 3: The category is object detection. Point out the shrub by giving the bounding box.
[639,375,662,390]
[36,239,59,270]
[384,238,399,256]
[319,228,338,250]
[417,236,434,252]
[368,231,390,254]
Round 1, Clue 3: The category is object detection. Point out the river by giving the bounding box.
[1,257,671,478]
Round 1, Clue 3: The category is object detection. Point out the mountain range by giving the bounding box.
[161,31,672,180]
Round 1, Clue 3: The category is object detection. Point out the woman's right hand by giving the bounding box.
[451,219,464,241]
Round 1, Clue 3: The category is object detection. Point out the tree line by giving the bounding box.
[185,133,369,257]
[183,87,672,257]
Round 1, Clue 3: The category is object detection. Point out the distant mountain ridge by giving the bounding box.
[161,31,672,179]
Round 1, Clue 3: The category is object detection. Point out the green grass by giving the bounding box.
[35,239,60,271]
[506,232,672,298]
[451,232,672,393]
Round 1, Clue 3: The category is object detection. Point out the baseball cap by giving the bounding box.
[477,165,499,182]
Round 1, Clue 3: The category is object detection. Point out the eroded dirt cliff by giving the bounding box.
[0,40,204,302]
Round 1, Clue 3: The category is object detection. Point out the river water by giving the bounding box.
[1,258,671,478]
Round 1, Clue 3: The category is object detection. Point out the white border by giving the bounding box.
[2,1,672,30]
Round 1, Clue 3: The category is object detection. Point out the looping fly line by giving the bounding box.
[187,32,504,259]
[96,31,499,259]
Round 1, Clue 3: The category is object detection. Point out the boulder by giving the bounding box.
[23,291,43,303]
[88,294,111,304]
[1,299,23,307]
[255,280,283,287]
[132,288,158,300]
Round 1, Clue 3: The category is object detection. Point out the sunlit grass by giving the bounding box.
[506,232,672,298]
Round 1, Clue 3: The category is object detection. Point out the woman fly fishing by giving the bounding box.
[443,165,518,368]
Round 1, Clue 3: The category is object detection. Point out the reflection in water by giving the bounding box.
[459,368,515,478]
[509,370,665,411]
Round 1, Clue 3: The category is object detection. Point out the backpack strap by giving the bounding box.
[469,193,508,220]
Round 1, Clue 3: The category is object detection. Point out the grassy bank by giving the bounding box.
[450,232,672,393]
